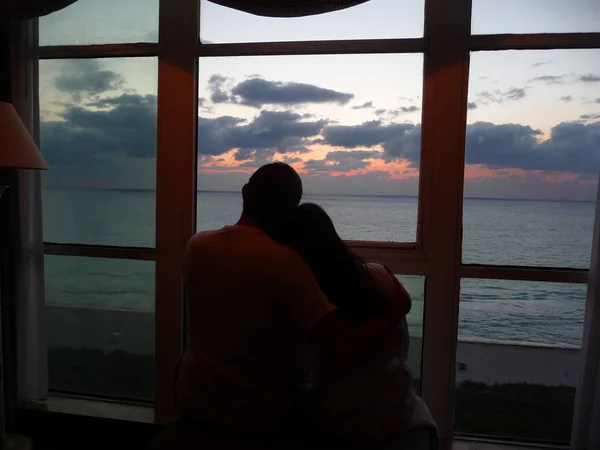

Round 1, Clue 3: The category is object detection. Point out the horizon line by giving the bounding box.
[41,185,596,203]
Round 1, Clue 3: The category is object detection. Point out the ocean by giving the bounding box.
[42,188,594,347]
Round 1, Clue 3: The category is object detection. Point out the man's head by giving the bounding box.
[242,162,303,231]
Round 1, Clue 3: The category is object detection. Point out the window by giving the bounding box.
[455,279,585,443]
[40,57,158,247]
[397,274,425,391]
[472,0,600,35]
[463,50,600,268]
[197,54,423,242]
[45,256,155,401]
[23,0,599,446]
[39,0,159,45]
[199,0,424,44]
[38,57,157,401]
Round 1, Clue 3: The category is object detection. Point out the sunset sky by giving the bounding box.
[38,0,600,200]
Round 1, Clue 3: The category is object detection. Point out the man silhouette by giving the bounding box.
[168,162,402,447]
[176,162,335,434]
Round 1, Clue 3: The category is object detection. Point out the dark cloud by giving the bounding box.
[468,102,478,110]
[580,113,600,120]
[580,74,600,83]
[531,61,551,68]
[476,87,527,105]
[198,116,247,156]
[54,60,124,100]
[352,101,374,110]
[207,74,233,103]
[304,150,382,174]
[595,98,600,104]
[199,110,327,159]
[559,95,573,102]
[87,94,157,109]
[42,90,328,170]
[529,75,564,84]
[502,87,527,101]
[374,106,420,119]
[466,121,600,174]
[392,106,420,116]
[41,93,157,167]
[322,120,421,166]
[322,119,600,175]
[227,77,353,108]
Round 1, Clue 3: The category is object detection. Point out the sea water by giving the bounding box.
[42,188,594,347]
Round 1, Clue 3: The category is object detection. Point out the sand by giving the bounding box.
[46,306,581,387]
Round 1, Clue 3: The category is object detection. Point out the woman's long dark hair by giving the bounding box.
[281,203,388,324]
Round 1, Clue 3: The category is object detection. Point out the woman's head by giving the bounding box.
[284,203,346,264]
[282,203,386,323]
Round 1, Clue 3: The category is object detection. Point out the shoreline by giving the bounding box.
[47,306,581,387]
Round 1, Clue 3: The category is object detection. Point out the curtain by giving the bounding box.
[3,18,48,407]
[571,175,600,449]
[208,0,370,17]
[0,0,76,21]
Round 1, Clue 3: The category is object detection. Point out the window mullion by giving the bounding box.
[419,0,471,447]
[154,0,199,424]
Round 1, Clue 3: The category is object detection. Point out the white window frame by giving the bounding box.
[30,0,600,448]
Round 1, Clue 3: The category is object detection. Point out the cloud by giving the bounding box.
[198,97,212,112]
[374,106,420,119]
[352,101,374,110]
[41,93,157,167]
[322,120,421,166]
[468,102,478,110]
[303,150,382,174]
[531,61,551,68]
[220,77,354,108]
[559,95,573,102]
[392,106,420,116]
[199,110,327,160]
[596,98,600,104]
[476,87,527,105]
[42,90,329,171]
[579,74,600,83]
[529,75,564,84]
[322,119,600,175]
[465,121,600,174]
[207,74,233,103]
[54,60,124,100]
[580,113,600,120]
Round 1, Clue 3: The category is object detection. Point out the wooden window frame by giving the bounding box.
[33,0,600,447]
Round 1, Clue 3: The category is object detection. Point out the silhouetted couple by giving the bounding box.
[152,162,438,450]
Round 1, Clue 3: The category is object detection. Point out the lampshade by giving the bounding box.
[0,101,49,170]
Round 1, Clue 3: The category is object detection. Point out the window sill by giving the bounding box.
[21,395,154,423]
[453,437,568,450]
[19,398,566,450]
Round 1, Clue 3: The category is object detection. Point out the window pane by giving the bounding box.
[39,0,159,46]
[40,58,157,247]
[472,0,600,34]
[397,274,424,393]
[455,278,584,443]
[196,54,423,242]
[45,256,155,401]
[200,0,424,43]
[463,50,600,268]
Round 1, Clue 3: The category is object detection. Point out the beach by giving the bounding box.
[47,306,581,388]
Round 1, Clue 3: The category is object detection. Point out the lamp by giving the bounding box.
[0,101,49,450]
[0,102,49,170]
